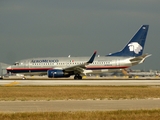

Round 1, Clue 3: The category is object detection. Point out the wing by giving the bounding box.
[64,51,97,75]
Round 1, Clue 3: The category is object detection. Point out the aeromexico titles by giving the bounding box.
[7,25,151,79]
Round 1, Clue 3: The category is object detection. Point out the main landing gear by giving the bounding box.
[74,74,82,80]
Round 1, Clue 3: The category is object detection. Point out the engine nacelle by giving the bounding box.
[47,69,70,78]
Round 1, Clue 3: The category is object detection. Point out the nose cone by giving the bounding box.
[6,66,11,70]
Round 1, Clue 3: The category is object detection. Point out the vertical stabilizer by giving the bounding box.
[107,25,149,57]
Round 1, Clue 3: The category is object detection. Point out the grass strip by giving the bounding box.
[0,86,160,100]
[0,109,160,120]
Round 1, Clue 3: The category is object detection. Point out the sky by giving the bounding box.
[0,0,160,70]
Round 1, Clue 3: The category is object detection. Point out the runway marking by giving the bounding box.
[4,81,19,86]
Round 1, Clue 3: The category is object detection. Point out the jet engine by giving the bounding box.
[47,69,70,78]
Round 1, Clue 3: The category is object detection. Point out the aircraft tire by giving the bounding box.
[74,75,82,80]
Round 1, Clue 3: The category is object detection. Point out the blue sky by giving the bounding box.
[0,0,160,70]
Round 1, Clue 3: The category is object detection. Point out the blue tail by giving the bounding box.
[107,25,149,57]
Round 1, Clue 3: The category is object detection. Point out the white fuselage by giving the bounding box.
[6,56,134,76]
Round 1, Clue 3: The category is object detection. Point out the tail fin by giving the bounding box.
[107,25,149,57]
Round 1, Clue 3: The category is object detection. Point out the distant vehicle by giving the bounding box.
[6,25,150,79]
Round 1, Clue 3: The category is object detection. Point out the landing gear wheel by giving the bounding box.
[74,74,82,80]
[78,76,82,79]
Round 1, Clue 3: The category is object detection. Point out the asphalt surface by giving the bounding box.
[0,99,160,112]
[1,79,160,86]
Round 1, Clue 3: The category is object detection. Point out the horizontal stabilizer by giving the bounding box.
[130,54,151,64]
[130,54,151,62]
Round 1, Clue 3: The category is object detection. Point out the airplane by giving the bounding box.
[6,25,151,79]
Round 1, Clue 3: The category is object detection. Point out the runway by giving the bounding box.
[0,99,160,112]
[1,79,160,86]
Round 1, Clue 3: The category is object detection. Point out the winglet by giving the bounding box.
[87,51,97,63]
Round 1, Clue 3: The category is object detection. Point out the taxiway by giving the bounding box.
[1,79,160,86]
[0,99,160,112]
